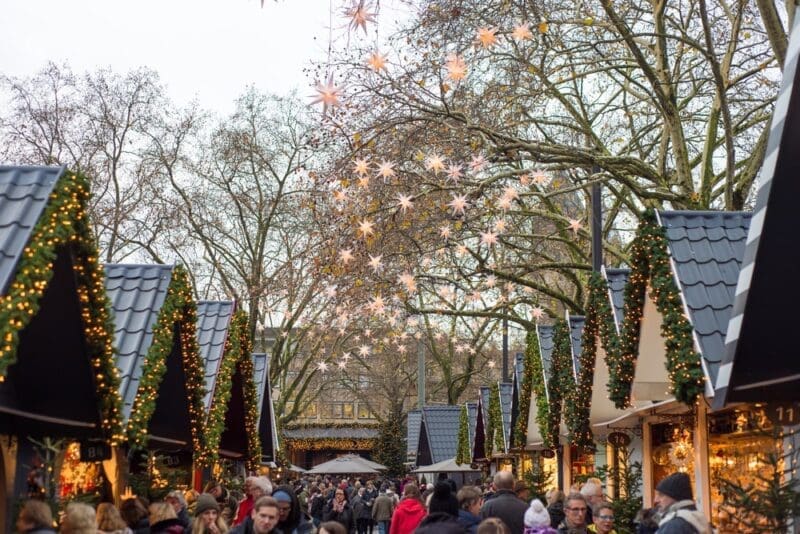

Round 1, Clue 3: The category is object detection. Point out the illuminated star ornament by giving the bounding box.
[480,230,498,247]
[310,74,343,114]
[470,155,487,171]
[512,22,533,41]
[425,153,446,174]
[397,193,414,213]
[448,194,469,216]
[376,160,396,181]
[358,218,375,238]
[353,158,370,175]
[358,344,371,357]
[439,225,452,240]
[568,218,583,235]
[445,54,467,81]
[367,50,388,71]
[317,361,330,372]
[475,27,498,48]
[446,164,463,183]
[398,272,417,293]
[368,254,383,272]
[339,248,354,264]
[532,306,545,321]
[345,0,377,34]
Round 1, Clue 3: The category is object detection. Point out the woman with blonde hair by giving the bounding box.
[61,502,97,534]
[148,502,184,533]
[96,503,131,534]
[191,493,229,534]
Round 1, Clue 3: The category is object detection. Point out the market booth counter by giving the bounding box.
[0,166,124,531]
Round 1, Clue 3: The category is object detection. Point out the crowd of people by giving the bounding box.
[15,470,708,534]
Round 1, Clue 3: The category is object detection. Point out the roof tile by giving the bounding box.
[422,405,461,463]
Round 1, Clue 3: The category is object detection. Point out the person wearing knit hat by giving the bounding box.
[654,473,711,534]
[191,492,229,534]
[523,499,556,534]
[273,484,313,534]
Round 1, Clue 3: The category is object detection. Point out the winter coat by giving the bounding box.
[309,495,325,521]
[556,524,588,534]
[22,529,58,534]
[149,517,186,534]
[524,527,558,534]
[372,494,394,522]
[323,499,353,531]
[234,496,255,527]
[352,495,372,521]
[547,502,565,530]
[457,508,482,534]
[231,516,286,534]
[480,489,528,534]
[388,498,427,534]
[280,515,313,534]
[656,501,711,534]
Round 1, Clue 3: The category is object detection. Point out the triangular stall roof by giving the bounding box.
[466,401,478,451]
[509,353,525,449]
[715,15,800,407]
[524,324,554,449]
[105,264,205,453]
[407,410,422,460]
[252,353,279,464]
[499,382,513,453]
[417,405,461,466]
[0,166,122,440]
[568,315,585,381]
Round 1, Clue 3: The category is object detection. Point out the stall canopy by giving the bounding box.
[0,166,122,440]
[714,15,800,408]
[411,458,479,474]
[307,454,385,475]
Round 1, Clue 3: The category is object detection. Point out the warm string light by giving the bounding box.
[0,172,124,444]
[487,382,504,456]
[455,404,470,464]
[545,320,571,449]
[530,328,550,448]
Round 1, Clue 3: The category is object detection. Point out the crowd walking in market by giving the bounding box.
[15,470,710,534]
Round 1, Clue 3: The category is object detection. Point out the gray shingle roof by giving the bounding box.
[421,405,461,464]
[284,426,379,440]
[104,264,174,421]
[536,325,555,400]
[568,316,585,378]
[407,410,422,456]
[252,352,279,461]
[658,211,751,384]
[466,401,478,449]
[499,382,513,452]
[196,300,235,409]
[604,268,630,330]
[0,166,63,294]
[479,386,491,429]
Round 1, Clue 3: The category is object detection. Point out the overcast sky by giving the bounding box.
[0,0,403,115]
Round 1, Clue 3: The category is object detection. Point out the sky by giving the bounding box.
[0,0,403,115]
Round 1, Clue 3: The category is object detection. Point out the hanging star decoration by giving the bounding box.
[337,359,348,370]
[398,272,417,293]
[512,22,533,41]
[425,153,446,174]
[448,194,469,216]
[376,160,396,181]
[568,218,583,235]
[397,193,414,213]
[475,27,498,48]
[446,164,463,183]
[317,361,330,372]
[367,50,388,71]
[519,173,531,186]
[353,158,370,175]
[357,175,371,188]
[532,306,545,321]
[480,230,498,247]
[497,196,512,211]
[493,219,507,233]
[397,344,407,354]
[470,155,487,171]
[368,254,383,272]
[502,186,519,201]
[359,344,371,356]
[488,360,496,369]
[310,74,343,113]
[532,170,549,185]
[369,295,385,315]
[485,275,497,288]
[439,225,452,240]
[345,0,377,34]
[339,248,354,264]
[445,54,468,81]
[358,218,375,238]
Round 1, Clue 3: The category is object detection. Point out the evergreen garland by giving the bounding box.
[488,382,505,455]
[126,265,207,461]
[608,210,705,407]
[531,327,550,449]
[0,170,124,443]
[373,410,407,477]
[201,310,262,471]
[456,404,471,464]
[566,273,620,448]
[545,320,571,449]
[514,330,536,447]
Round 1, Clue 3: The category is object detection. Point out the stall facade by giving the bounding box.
[252,353,279,469]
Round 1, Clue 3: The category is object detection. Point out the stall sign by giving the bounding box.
[765,402,800,426]
[607,432,631,448]
[79,441,111,462]
[541,449,556,459]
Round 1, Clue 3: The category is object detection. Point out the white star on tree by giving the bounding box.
[398,272,417,293]
[568,218,583,235]
[512,22,533,41]
[339,248,354,264]
[532,306,545,321]
[368,254,383,272]
[353,158,370,175]
[470,155,487,171]
[480,230,498,246]
[376,160,396,181]
[475,27,498,48]
[397,193,414,213]
[317,361,330,372]
[367,50,388,71]
[439,225,452,240]
[359,344,371,357]
[445,54,467,81]
[448,194,469,216]
[310,75,343,113]
[345,0,377,34]
[425,153,446,174]
[358,218,375,238]
[446,164,463,183]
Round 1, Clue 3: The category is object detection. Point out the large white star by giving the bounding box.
[532,306,545,320]
[398,272,417,293]
[480,230,498,246]
[446,164,463,183]
[445,54,467,81]
[512,22,533,41]
[425,153,446,174]
[339,248,354,264]
[397,193,414,213]
[475,27,498,48]
[353,158,370,176]
[470,155,487,171]
[448,194,469,216]
[310,75,343,113]
[368,254,383,272]
[359,344,371,357]
[317,361,330,372]
[376,160,396,181]
[568,218,583,235]
[345,0,377,34]
[358,218,375,238]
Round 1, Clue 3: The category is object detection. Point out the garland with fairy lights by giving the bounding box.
[530,328,550,450]
[513,330,536,447]
[565,273,620,449]
[545,320,572,449]
[608,210,705,407]
[201,310,262,471]
[282,438,376,451]
[126,265,207,461]
[488,382,504,455]
[455,404,470,464]
[0,170,124,443]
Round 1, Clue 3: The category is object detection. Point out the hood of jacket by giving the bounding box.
[395,497,425,516]
[660,500,710,533]
[457,508,481,527]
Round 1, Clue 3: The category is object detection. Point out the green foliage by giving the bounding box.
[522,452,553,503]
[594,446,643,534]
[373,409,407,477]
[128,451,190,502]
[126,265,207,461]
[545,320,571,449]
[530,328,550,449]
[514,330,536,447]
[488,382,504,455]
[715,418,800,532]
[456,404,471,464]
[0,171,123,442]
[609,210,705,407]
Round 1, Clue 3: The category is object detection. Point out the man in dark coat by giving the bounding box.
[480,471,528,534]
[653,473,710,534]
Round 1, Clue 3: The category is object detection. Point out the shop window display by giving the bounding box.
[650,422,695,493]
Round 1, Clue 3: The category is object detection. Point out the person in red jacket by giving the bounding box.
[389,483,427,534]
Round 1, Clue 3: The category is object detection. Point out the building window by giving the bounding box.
[302,403,317,418]
[325,402,354,419]
[358,405,375,419]
[343,403,354,418]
